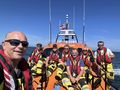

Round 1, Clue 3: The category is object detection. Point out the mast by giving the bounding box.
[49,0,52,44]
[65,14,69,42]
[82,0,85,44]
[73,6,75,30]
[65,14,69,29]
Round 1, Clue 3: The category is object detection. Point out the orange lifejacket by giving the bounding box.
[81,53,92,68]
[29,48,42,63]
[97,47,111,64]
[49,51,59,63]
[0,50,32,90]
[61,50,71,62]
[70,56,81,75]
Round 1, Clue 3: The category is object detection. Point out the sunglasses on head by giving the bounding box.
[4,39,29,47]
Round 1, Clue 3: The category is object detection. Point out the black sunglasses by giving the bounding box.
[64,48,69,50]
[4,39,29,47]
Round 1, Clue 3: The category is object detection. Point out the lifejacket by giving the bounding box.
[49,50,59,63]
[0,50,32,90]
[81,53,92,68]
[97,47,112,64]
[70,56,81,76]
[61,50,71,62]
[29,48,43,63]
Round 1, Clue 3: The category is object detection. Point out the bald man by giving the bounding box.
[0,31,32,90]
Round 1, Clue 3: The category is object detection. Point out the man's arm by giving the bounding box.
[66,66,76,83]
[107,48,115,59]
[76,67,84,81]
[66,59,76,83]
[45,56,50,67]
[75,60,85,81]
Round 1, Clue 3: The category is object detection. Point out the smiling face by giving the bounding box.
[72,49,78,58]
[2,31,28,60]
[64,45,70,53]
[82,47,88,55]
[36,43,42,51]
[98,42,104,50]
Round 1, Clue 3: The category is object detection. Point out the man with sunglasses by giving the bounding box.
[94,41,115,89]
[55,44,71,80]
[0,31,32,90]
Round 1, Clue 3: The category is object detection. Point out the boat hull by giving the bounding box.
[33,70,106,90]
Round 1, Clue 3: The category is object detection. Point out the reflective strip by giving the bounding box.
[81,85,89,90]
[4,69,15,90]
[38,61,43,64]
[62,78,70,83]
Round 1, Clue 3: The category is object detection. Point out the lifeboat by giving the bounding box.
[32,16,117,90]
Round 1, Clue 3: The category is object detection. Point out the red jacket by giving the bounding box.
[81,53,92,68]
[61,50,71,62]
[29,48,42,63]
[69,56,81,75]
[49,51,59,63]
[97,47,112,64]
[0,50,32,90]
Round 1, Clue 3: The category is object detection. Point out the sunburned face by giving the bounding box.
[37,46,43,51]
[36,44,42,50]
[72,50,78,58]
[98,43,104,50]
[64,46,69,53]
[2,32,28,60]
[83,50,88,55]
[53,48,57,53]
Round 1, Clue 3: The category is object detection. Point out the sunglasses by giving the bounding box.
[4,39,29,47]
[64,48,69,50]
[98,44,104,46]
[83,50,87,51]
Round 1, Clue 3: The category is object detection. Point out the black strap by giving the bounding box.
[0,63,4,84]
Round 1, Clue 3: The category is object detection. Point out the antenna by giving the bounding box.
[66,14,69,23]
[59,20,61,29]
[73,6,75,30]
[82,0,85,44]
[49,0,52,44]
[66,14,69,29]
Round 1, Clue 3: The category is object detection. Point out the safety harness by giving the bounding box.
[97,47,112,64]
[61,50,71,62]
[82,53,92,68]
[29,48,43,63]
[48,50,59,64]
[70,56,81,77]
[0,50,32,90]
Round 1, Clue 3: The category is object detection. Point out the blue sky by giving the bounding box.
[0,0,120,51]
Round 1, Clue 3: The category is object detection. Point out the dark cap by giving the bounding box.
[53,44,57,48]
[98,41,104,45]
[64,44,70,48]
[36,43,42,47]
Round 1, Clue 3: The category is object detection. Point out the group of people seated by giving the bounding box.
[0,31,115,90]
[28,41,115,90]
